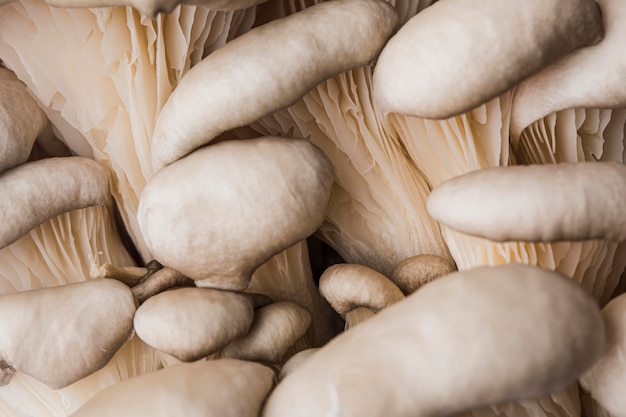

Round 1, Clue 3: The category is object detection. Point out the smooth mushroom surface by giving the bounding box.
[372,0,603,120]
[0,156,111,249]
[138,137,334,290]
[427,162,626,242]
[263,264,604,417]
[0,278,136,389]
[70,359,275,417]
[133,287,254,361]
[389,254,457,295]
[150,0,399,171]
[278,348,319,382]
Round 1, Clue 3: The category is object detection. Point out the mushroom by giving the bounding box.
[389,254,457,295]
[0,278,136,389]
[278,348,319,382]
[318,263,404,328]
[150,0,399,171]
[579,292,626,417]
[138,137,334,291]
[262,264,604,417]
[372,0,603,120]
[70,359,275,417]
[220,301,312,364]
[0,156,111,249]
[130,267,195,303]
[510,0,626,140]
[133,287,254,361]
[427,162,626,242]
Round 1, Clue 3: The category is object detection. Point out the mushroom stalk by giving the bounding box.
[131,267,194,304]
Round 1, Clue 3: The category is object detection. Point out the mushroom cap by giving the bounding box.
[262,264,604,417]
[389,254,456,295]
[220,301,312,364]
[0,278,136,389]
[134,287,254,362]
[70,359,275,417]
[278,348,319,382]
[427,162,626,242]
[138,137,334,291]
[319,263,404,317]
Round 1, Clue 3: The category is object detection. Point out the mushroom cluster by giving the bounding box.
[0,0,625,416]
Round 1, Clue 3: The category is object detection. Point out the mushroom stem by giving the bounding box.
[132,267,195,304]
[90,263,148,286]
[344,307,376,329]
[0,360,15,387]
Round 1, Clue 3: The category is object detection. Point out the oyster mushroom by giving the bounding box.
[389,254,457,295]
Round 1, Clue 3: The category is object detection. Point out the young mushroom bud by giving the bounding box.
[263,264,604,417]
[133,287,254,362]
[0,67,50,174]
[427,162,626,242]
[579,292,626,417]
[220,301,312,364]
[372,0,603,120]
[0,156,111,249]
[70,359,275,417]
[0,279,136,389]
[138,137,334,291]
[150,0,399,171]
[389,254,456,295]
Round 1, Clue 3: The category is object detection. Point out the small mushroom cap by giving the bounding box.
[263,264,604,417]
[580,293,626,417]
[427,162,626,242]
[0,156,111,249]
[70,359,275,417]
[319,263,404,317]
[0,279,136,389]
[220,301,312,364]
[134,287,254,362]
[138,137,334,291]
[278,348,319,382]
[389,254,456,295]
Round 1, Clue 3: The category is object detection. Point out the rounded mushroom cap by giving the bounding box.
[138,137,334,291]
[70,359,275,417]
[134,287,254,362]
[0,279,136,389]
[319,263,404,317]
[220,301,312,364]
[278,348,319,381]
[389,254,456,295]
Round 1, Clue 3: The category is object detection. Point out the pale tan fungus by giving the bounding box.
[389,254,456,295]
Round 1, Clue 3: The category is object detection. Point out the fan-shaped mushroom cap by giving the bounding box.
[138,137,334,291]
[389,254,456,295]
[0,156,110,249]
[0,279,136,389]
[373,0,603,120]
[151,0,398,171]
[70,359,275,417]
[427,162,626,242]
[263,264,604,417]
[134,287,254,362]
[220,301,311,364]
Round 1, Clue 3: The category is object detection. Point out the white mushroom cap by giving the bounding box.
[389,254,456,295]
[0,278,136,389]
[70,359,275,417]
[134,287,254,362]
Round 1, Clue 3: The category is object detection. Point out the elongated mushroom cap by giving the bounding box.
[427,162,626,242]
[389,254,456,295]
[0,279,136,389]
[319,263,404,317]
[134,287,254,362]
[263,264,604,417]
[220,301,311,364]
[70,359,275,417]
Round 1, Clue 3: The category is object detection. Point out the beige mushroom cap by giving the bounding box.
[389,254,456,295]
[278,348,319,382]
[0,279,136,389]
[70,359,275,417]
[134,287,254,362]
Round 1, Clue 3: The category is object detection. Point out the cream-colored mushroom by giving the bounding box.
[0,156,110,249]
[220,301,311,364]
[70,359,275,417]
[0,278,135,389]
[372,0,603,120]
[427,162,626,242]
[150,0,398,171]
[579,292,626,417]
[262,264,604,417]
[138,137,334,291]
[389,254,457,295]
[133,287,254,362]
[511,0,626,140]
[278,348,319,382]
